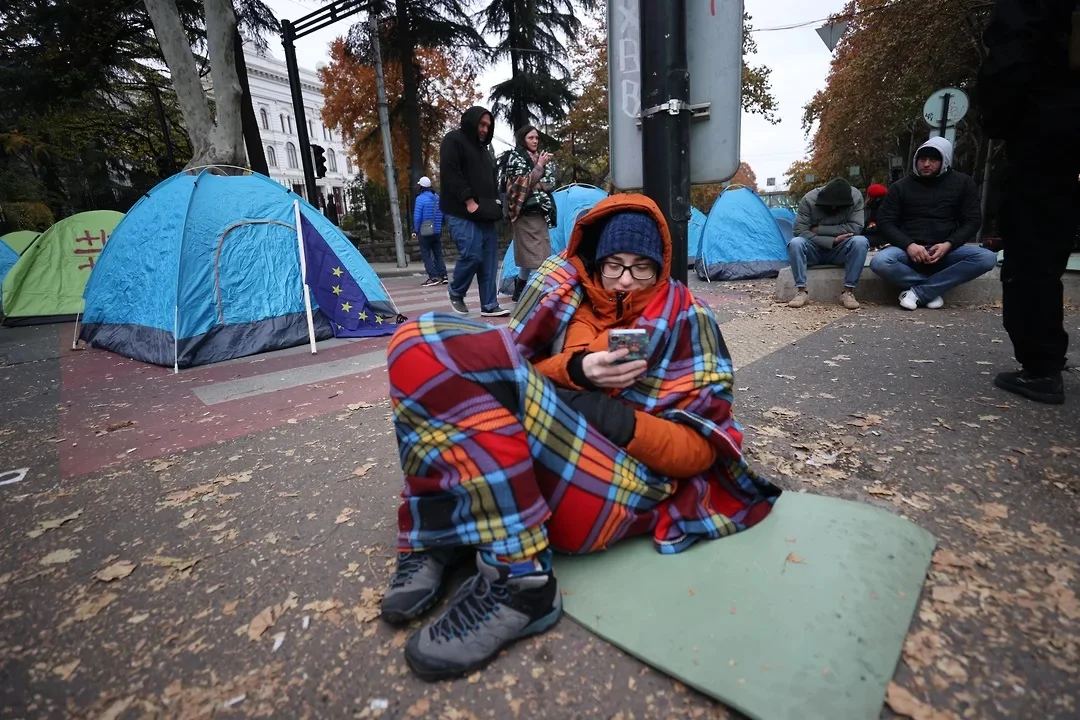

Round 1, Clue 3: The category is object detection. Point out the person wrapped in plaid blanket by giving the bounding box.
[383,194,781,681]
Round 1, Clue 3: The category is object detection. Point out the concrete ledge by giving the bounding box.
[776,264,1080,306]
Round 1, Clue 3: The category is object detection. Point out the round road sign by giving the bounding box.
[922,88,969,127]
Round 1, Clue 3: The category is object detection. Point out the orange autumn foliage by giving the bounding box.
[319,38,482,197]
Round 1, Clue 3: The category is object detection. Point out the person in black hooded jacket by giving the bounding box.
[869,138,996,311]
[439,106,511,317]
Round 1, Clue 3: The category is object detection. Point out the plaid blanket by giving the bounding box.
[503,148,556,226]
[511,254,781,552]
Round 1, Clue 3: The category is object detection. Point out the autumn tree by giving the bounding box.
[350,2,482,189]
[741,12,779,123]
[320,39,481,201]
[783,158,822,201]
[801,0,993,185]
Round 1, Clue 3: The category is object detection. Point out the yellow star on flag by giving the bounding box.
[341,301,353,313]
[332,285,342,295]
[332,266,344,277]
[337,324,344,330]
[375,315,384,324]
[358,311,368,321]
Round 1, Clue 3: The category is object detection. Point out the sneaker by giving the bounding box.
[994,370,1064,405]
[480,306,511,318]
[839,290,860,310]
[441,277,449,284]
[421,278,440,287]
[448,292,469,315]
[787,290,809,308]
[925,296,944,309]
[404,554,561,681]
[899,290,919,311]
[382,548,469,625]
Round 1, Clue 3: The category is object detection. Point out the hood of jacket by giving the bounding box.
[912,137,954,176]
[565,194,672,322]
[816,177,855,207]
[460,105,494,147]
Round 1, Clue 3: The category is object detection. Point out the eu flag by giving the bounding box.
[300,213,399,338]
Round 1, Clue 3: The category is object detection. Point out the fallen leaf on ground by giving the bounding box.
[27,509,84,538]
[976,503,1009,521]
[347,402,373,411]
[149,459,178,472]
[95,560,137,582]
[98,697,134,720]
[931,550,972,570]
[303,599,343,613]
[867,486,895,497]
[886,681,958,720]
[931,586,964,604]
[786,553,804,564]
[222,600,239,616]
[978,415,1000,422]
[247,606,277,641]
[335,508,357,524]
[128,613,149,624]
[407,698,431,717]
[145,555,199,572]
[52,660,79,680]
[40,548,80,565]
[352,463,376,478]
[74,593,118,621]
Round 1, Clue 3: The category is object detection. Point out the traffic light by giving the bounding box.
[312,144,327,179]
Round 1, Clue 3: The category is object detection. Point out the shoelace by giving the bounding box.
[429,574,510,641]
[388,554,429,589]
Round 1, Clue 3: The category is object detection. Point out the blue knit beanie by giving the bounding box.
[595,212,664,268]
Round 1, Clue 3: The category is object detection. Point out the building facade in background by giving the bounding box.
[244,47,356,216]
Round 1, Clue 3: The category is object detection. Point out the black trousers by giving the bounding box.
[1000,119,1080,374]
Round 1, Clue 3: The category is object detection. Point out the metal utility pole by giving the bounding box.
[369,11,407,268]
[639,0,691,284]
[281,19,319,204]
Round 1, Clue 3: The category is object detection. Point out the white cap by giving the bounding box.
[418,176,432,188]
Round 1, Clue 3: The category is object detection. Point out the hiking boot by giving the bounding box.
[421,277,440,287]
[994,370,1064,405]
[787,290,809,308]
[899,290,919,311]
[480,306,511,318]
[382,548,468,625]
[404,554,562,681]
[839,290,860,310]
[448,292,469,315]
[925,296,944,309]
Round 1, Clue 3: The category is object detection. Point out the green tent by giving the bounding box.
[2,211,123,326]
[1,230,41,255]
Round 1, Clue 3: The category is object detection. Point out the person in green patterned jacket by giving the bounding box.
[503,126,556,302]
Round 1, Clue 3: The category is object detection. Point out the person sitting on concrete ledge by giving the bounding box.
[869,138,995,310]
[863,183,889,248]
[788,177,869,310]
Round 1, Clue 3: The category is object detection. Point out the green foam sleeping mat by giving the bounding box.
[552,492,936,720]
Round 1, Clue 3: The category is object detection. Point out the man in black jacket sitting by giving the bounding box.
[439,106,511,317]
[869,138,996,310]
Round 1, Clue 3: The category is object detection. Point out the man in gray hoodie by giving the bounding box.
[788,177,869,309]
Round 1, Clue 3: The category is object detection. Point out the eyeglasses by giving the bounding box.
[600,260,657,281]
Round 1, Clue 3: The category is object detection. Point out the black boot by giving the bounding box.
[994,370,1065,405]
[511,277,526,303]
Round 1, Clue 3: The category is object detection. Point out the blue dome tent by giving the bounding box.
[687,206,707,264]
[770,206,796,242]
[80,171,401,369]
[500,184,608,295]
[695,188,788,281]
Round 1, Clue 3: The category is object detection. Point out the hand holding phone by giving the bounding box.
[608,329,648,363]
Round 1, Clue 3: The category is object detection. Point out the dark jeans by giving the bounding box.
[418,233,446,279]
[869,245,997,302]
[1000,122,1080,374]
[447,216,499,311]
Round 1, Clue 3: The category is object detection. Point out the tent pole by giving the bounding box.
[173,306,179,373]
[71,312,81,350]
[294,200,318,355]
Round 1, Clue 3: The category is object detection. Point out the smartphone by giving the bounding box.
[608,329,649,364]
